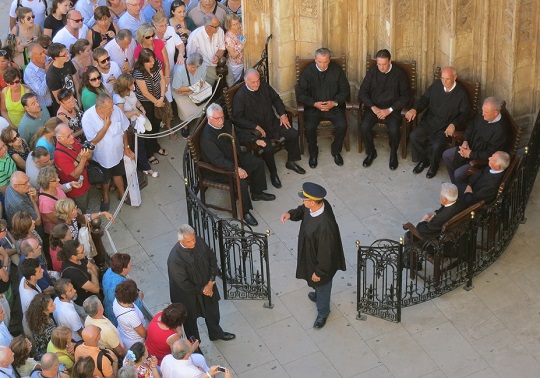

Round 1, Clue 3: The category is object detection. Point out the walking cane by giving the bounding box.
[218,128,245,229]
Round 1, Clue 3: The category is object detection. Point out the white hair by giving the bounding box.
[177,224,195,242]
[441,183,458,202]
[206,103,223,118]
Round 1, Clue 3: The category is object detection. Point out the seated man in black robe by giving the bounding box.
[297,47,351,168]
[406,67,470,178]
[358,49,410,170]
[233,68,306,189]
[200,103,275,227]
[443,97,509,189]
[461,151,510,205]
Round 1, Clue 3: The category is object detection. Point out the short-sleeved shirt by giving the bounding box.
[47,341,75,370]
[134,39,167,74]
[84,316,122,350]
[105,38,136,72]
[39,186,67,233]
[74,343,114,378]
[52,25,89,51]
[5,185,37,227]
[9,0,47,28]
[43,14,66,38]
[18,108,51,144]
[118,12,142,36]
[100,61,122,96]
[186,26,225,66]
[133,60,163,102]
[171,63,207,100]
[61,260,92,306]
[54,140,91,198]
[0,155,16,187]
[46,62,77,109]
[53,297,84,341]
[19,278,42,321]
[187,2,227,27]
[112,298,146,349]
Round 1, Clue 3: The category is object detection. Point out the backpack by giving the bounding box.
[73,340,115,377]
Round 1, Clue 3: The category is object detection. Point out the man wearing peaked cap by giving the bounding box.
[280,182,346,329]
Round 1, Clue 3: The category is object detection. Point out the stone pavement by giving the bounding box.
[103,127,540,378]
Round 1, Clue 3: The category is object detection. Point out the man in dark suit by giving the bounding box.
[442,97,509,188]
[415,183,468,239]
[233,68,305,189]
[358,49,410,170]
[200,103,275,227]
[297,48,351,168]
[461,151,510,205]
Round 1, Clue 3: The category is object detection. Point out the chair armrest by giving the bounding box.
[452,131,465,145]
[196,161,236,177]
[345,100,355,111]
[350,100,361,111]
[468,159,487,169]
[402,222,426,241]
[285,106,298,118]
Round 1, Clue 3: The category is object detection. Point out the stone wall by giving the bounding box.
[242,0,540,134]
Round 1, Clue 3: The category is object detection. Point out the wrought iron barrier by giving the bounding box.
[183,147,273,308]
[358,110,540,322]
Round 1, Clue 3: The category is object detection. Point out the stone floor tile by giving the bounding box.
[233,295,291,330]
[237,360,289,378]
[471,329,540,377]
[265,259,307,297]
[400,300,449,335]
[102,218,140,252]
[413,321,488,377]
[335,211,373,265]
[127,258,170,310]
[256,317,319,365]
[282,351,340,378]
[471,270,530,313]
[360,207,409,241]
[419,371,447,378]
[352,365,393,378]
[307,316,381,377]
[158,200,190,229]
[117,197,175,242]
[464,367,500,378]
[366,327,439,378]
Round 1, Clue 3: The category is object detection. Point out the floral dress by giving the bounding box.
[33,317,56,360]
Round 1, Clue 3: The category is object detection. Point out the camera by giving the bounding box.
[82,141,95,150]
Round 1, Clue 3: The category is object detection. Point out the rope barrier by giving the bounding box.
[102,75,224,253]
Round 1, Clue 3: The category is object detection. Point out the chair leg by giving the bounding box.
[400,118,408,159]
[298,113,305,155]
[344,110,350,152]
[357,108,363,153]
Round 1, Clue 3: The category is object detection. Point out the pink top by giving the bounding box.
[38,186,67,234]
[134,39,167,73]
[50,246,62,273]
[145,312,176,366]
[225,31,244,66]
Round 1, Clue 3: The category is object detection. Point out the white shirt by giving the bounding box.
[19,279,42,322]
[9,0,47,28]
[53,297,84,342]
[161,355,206,378]
[81,105,129,168]
[118,12,142,36]
[0,322,13,347]
[105,38,137,71]
[0,117,9,133]
[52,25,89,52]
[100,61,123,96]
[187,26,225,67]
[161,26,183,75]
[74,0,106,28]
[112,299,146,349]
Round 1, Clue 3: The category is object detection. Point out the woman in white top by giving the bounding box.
[113,279,147,349]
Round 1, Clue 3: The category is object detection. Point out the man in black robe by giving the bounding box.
[442,97,509,188]
[297,48,351,168]
[233,68,306,189]
[358,49,410,170]
[280,182,346,329]
[461,151,510,205]
[406,66,471,178]
[167,224,236,343]
[200,103,276,227]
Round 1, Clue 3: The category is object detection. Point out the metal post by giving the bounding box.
[218,130,244,226]
[263,229,273,309]
[89,217,108,269]
[464,211,476,291]
[356,240,367,321]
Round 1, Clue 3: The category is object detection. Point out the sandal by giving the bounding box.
[143,170,159,178]
[169,132,178,141]
[100,200,110,212]
[148,157,160,165]
[157,148,169,156]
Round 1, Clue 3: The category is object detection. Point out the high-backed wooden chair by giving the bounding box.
[186,117,238,217]
[294,55,352,154]
[403,200,485,286]
[356,56,417,158]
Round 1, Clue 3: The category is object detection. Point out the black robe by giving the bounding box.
[462,167,504,205]
[288,200,346,287]
[416,199,468,239]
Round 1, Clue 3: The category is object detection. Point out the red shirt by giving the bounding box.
[134,39,167,73]
[145,312,177,366]
[53,140,91,198]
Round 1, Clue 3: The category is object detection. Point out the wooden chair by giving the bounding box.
[403,200,485,286]
[294,55,352,154]
[222,82,295,155]
[186,117,238,218]
[356,56,417,158]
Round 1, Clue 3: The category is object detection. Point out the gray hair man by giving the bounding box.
[0,346,15,377]
[462,151,511,205]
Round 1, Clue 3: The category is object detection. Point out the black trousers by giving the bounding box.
[182,294,224,342]
[304,109,347,156]
[360,110,401,154]
[140,101,162,158]
[410,124,450,167]
[260,126,301,176]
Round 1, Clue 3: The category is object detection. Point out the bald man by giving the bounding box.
[75,325,118,378]
[406,66,471,178]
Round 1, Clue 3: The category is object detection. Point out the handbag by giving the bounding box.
[154,100,173,121]
[87,160,106,185]
[78,216,98,258]
[185,64,212,105]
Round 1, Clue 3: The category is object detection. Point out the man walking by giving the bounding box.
[280,182,346,329]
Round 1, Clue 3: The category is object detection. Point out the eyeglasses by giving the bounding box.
[69,18,84,23]
[208,24,219,29]
[99,56,110,64]
[89,75,102,82]
[144,33,155,39]
[8,79,21,85]
[49,177,60,182]
[58,53,68,58]
[25,15,36,21]
[14,180,30,186]
[0,229,6,233]
[10,132,20,143]
[210,116,224,120]
[58,132,74,139]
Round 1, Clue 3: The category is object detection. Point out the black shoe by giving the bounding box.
[210,332,236,341]
[313,315,328,329]
[389,153,398,170]
[426,167,438,179]
[243,212,258,226]
[332,153,344,166]
[413,160,430,174]
[181,127,190,139]
[285,161,306,174]
[308,292,316,302]
[251,192,276,201]
[270,175,282,188]
[362,151,377,167]
[309,156,318,168]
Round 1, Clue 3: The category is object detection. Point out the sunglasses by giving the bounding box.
[0,229,6,233]
[10,132,20,143]
[0,50,8,58]
[99,56,110,64]
[25,15,36,21]
[8,79,21,85]
[89,75,102,82]
[69,18,84,23]
[144,33,155,39]
[208,24,219,29]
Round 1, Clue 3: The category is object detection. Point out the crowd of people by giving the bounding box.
[0,0,244,377]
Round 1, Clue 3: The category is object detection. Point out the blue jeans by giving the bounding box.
[314,279,333,317]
